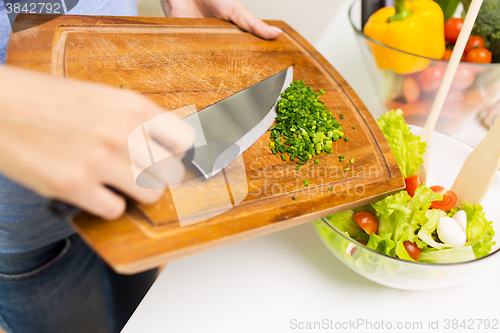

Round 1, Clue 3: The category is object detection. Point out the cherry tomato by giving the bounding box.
[404,175,421,197]
[403,77,420,103]
[442,49,453,61]
[464,36,485,54]
[444,18,464,44]
[450,65,475,90]
[353,211,379,235]
[441,49,463,62]
[418,66,445,92]
[465,47,492,64]
[430,186,458,211]
[445,87,465,103]
[403,241,422,260]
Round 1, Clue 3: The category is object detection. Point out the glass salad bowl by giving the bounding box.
[349,0,500,133]
[313,126,500,290]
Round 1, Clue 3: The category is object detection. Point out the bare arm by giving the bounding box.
[0,65,194,220]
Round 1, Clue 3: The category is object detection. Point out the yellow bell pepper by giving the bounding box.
[363,0,446,74]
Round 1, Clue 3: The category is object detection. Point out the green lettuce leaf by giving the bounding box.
[376,109,426,178]
[407,184,442,211]
[417,209,449,250]
[317,110,496,264]
[419,246,476,263]
[461,202,496,258]
[366,232,395,255]
[324,209,370,244]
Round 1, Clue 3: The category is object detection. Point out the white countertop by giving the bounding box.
[125,1,497,332]
[123,221,500,333]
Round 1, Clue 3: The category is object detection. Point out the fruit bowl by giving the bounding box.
[349,0,500,133]
[313,126,500,290]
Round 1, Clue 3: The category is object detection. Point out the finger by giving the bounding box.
[102,154,165,204]
[147,139,186,186]
[69,185,127,220]
[143,112,195,156]
[228,2,282,40]
[128,131,186,189]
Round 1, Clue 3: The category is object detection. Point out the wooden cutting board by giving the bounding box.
[7,14,404,274]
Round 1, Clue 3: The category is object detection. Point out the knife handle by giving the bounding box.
[47,199,82,220]
[47,186,123,220]
[181,145,195,165]
[48,149,196,220]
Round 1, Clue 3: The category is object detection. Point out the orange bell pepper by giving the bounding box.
[363,0,446,74]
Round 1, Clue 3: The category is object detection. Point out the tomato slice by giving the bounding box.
[403,241,421,260]
[353,211,379,235]
[430,186,458,211]
[404,175,421,197]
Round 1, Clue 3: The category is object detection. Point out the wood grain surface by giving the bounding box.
[6,14,404,274]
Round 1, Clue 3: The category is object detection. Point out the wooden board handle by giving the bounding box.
[47,147,197,220]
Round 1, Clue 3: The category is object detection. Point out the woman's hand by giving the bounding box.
[161,0,282,39]
[0,66,194,220]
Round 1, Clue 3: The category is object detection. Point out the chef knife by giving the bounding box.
[48,67,294,219]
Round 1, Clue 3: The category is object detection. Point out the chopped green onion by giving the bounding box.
[314,159,319,165]
[352,126,356,130]
[339,156,345,162]
[350,158,354,164]
[340,114,344,119]
[268,80,343,165]
[328,187,333,191]
[344,137,349,142]
[292,196,296,200]
[304,179,309,187]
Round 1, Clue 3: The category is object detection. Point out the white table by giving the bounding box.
[124,1,497,332]
[123,221,500,333]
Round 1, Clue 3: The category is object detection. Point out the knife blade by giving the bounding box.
[48,67,293,219]
[181,66,293,179]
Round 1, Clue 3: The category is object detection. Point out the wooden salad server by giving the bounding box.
[417,0,484,182]
[451,118,500,204]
